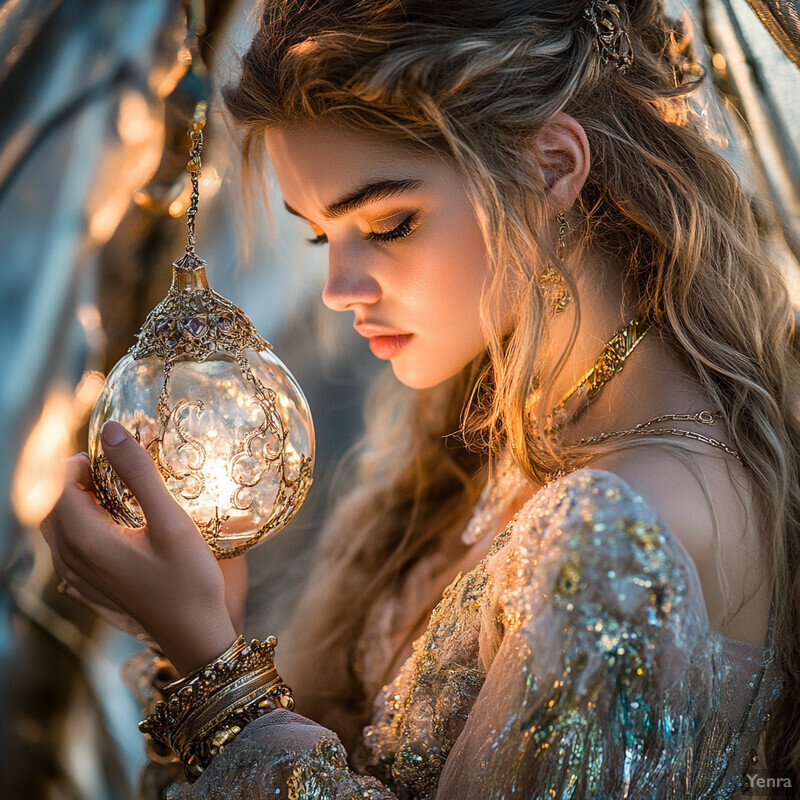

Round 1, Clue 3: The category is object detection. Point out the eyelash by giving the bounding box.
[306,213,419,247]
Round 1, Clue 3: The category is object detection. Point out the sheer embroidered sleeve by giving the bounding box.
[434,470,716,799]
[163,709,397,799]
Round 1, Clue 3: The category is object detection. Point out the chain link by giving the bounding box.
[184,102,207,257]
[579,410,743,462]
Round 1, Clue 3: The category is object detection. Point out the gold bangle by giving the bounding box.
[161,634,249,695]
[139,635,294,782]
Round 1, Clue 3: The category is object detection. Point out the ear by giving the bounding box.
[532,112,590,214]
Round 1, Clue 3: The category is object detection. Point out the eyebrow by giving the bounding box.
[283,178,424,221]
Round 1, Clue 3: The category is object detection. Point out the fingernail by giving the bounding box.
[102,420,127,446]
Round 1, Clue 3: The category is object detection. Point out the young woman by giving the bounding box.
[40,0,800,796]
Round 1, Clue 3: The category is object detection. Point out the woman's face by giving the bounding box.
[264,123,493,389]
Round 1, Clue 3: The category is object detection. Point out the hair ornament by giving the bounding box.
[584,0,634,74]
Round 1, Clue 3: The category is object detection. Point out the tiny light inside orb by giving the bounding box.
[88,107,314,558]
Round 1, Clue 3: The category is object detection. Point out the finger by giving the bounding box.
[100,420,191,534]
[43,512,149,636]
[46,463,150,593]
[42,507,115,590]
[219,554,248,584]
[49,453,109,545]
[42,516,118,612]
[52,469,123,551]
[65,453,92,491]
[40,516,74,584]
[48,523,145,619]
[57,577,148,636]
[60,578,126,616]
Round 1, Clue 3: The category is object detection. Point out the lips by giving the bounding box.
[354,323,413,360]
[368,333,413,359]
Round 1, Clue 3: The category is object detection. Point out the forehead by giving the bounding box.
[264,123,433,212]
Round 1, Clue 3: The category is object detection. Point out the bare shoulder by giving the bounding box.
[586,444,772,647]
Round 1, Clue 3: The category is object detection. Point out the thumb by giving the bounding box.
[101,420,190,532]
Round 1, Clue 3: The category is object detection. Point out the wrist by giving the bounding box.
[155,614,239,678]
[139,634,294,782]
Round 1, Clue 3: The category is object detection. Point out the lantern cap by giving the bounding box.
[129,261,272,364]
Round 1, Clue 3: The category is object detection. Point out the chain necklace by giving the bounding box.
[461,319,742,546]
[579,409,743,462]
[464,316,650,546]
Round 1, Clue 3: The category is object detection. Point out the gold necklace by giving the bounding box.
[462,318,742,546]
[545,315,651,435]
[544,317,740,462]
[541,410,743,487]
[579,410,743,462]
[465,316,651,545]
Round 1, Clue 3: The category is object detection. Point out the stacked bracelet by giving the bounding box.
[139,635,294,781]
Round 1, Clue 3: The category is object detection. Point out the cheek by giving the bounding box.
[395,216,490,389]
[379,185,494,389]
[421,204,489,329]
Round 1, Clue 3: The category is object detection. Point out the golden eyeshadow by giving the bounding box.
[369,212,414,235]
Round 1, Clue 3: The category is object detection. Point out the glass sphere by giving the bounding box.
[88,347,314,557]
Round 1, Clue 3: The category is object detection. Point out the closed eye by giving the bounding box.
[305,212,419,247]
[365,212,419,244]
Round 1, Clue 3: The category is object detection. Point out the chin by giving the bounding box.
[390,358,468,390]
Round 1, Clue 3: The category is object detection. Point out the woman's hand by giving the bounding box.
[54,545,249,640]
[40,420,239,676]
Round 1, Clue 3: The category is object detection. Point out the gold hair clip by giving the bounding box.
[584,0,634,75]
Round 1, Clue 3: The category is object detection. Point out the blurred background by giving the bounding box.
[0,0,797,798]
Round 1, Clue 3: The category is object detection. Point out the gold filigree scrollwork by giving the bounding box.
[91,429,148,528]
[158,400,208,501]
[227,353,288,513]
[129,261,272,365]
[91,452,146,528]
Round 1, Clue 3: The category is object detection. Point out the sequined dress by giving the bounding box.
[165,468,782,799]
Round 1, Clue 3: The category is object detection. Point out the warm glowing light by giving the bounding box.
[88,197,129,242]
[155,48,192,98]
[89,348,315,557]
[74,370,105,414]
[12,366,106,527]
[117,91,159,147]
[86,90,163,243]
[168,179,193,218]
[77,304,101,334]
[712,53,727,72]
[199,165,222,200]
[12,387,73,526]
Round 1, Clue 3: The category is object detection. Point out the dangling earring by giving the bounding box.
[539,212,572,314]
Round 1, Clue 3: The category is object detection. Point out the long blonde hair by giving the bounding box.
[223,0,800,778]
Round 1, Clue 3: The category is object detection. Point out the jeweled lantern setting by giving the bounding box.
[88,107,314,558]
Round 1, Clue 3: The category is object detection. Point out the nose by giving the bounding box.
[321,246,382,312]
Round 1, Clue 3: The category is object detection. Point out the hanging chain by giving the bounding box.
[184,101,207,257]
[579,410,744,462]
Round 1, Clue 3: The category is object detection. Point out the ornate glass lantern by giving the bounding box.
[88,105,314,558]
